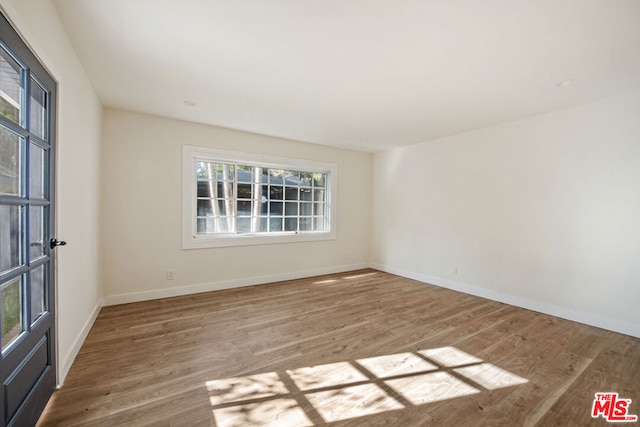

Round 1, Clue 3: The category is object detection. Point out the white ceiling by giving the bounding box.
[52,0,640,152]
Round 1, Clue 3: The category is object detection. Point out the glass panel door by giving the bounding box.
[1,12,58,426]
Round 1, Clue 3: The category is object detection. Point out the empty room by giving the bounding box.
[0,0,639,426]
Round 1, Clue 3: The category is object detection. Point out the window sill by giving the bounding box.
[182,230,336,249]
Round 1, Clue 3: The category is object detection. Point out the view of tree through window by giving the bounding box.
[196,162,328,235]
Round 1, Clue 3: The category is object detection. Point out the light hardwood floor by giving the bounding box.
[37,270,640,426]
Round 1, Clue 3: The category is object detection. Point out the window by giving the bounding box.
[183,146,336,248]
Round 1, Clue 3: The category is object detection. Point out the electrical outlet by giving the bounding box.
[167,269,174,280]
[453,266,458,274]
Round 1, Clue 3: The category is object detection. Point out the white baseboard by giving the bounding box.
[58,297,103,386]
[370,262,640,339]
[103,263,369,306]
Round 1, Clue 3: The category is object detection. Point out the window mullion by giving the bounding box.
[231,164,237,233]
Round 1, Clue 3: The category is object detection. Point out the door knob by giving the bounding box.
[50,238,67,249]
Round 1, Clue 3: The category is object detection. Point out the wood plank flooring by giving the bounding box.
[37,269,640,426]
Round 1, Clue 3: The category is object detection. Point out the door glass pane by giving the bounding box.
[30,265,46,324]
[0,205,22,273]
[29,205,45,260]
[2,276,24,352]
[29,144,46,199]
[0,125,22,196]
[29,78,46,140]
[0,47,24,126]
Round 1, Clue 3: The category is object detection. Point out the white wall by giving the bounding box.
[101,109,372,303]
[0,0,103,383]
[371,90,640,338]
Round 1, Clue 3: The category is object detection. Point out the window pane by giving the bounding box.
[217,217,233,233]
[29,78,46,139]
[220,164,235,182]
[29,143,46,199]
[300,217,312,231]
[237,200,252,216]
[299,172,312,186]
[0,48,23,126]
[237,217,251,233]
[30,264,46,324]
[254,167,266,184]
[197,200,213,216]
[270,201,283,215]
[313,189,325,202]
[300,202,312,215]
[0,126,22,196]
[285,218,298,232]
[285,202,298,216]
[237,165,253,183]
[300,188,312,201]
[284,170,299,184]
[0,205,22,273]
[197,217,211,233]
[313,173,326,187]
[29,205,45,260]
[269,186,283,200]
[218,181,234,198]
[197,181,214,197]
[237,183,252,199]
[269,169,284,184]
[217,200,229,216]
[269,217,283,232]
[196,161,208,180]
[285,187,298,200]
[2,276,24,352]
[314,217,326,230]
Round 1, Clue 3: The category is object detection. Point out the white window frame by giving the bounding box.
[182,145,337,249]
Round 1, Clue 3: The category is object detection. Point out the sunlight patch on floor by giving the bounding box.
[357,352,438,378]
[385,371,480,405]
[207,372,288,405]
[306,383,404,422]
[343,272,379,280]
[453,362,529,390]
[313,279,338,284]
[287,361,368,391]
[419,346,483,367]
[206,346,528,425]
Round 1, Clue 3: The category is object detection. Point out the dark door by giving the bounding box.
[1,12,58,427]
